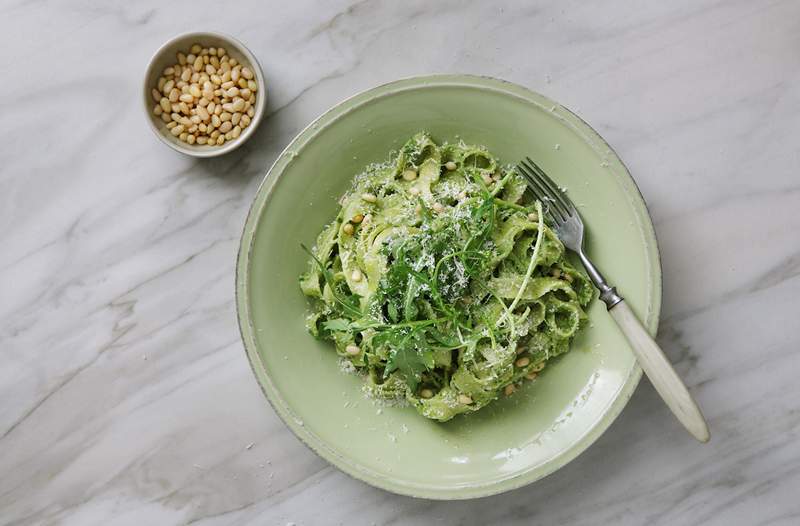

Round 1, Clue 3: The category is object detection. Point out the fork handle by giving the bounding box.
[608,300,710,442]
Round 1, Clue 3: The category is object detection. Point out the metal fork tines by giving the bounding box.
[516,157,618,306]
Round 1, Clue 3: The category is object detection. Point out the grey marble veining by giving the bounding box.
[2,1,799,525]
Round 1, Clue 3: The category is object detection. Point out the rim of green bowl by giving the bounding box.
[236,74,662,500]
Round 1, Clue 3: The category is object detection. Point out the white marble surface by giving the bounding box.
[2,1,799,524]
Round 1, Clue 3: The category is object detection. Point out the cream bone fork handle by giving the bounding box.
[516,157,710,443]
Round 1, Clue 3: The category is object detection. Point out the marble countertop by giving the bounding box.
[2,1,799,524]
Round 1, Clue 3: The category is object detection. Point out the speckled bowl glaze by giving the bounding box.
[142,31,266,157]
[236,75,661,499]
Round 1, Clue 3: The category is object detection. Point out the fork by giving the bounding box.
[517,157,710,443]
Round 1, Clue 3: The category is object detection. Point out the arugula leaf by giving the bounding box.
[377,328,435,391]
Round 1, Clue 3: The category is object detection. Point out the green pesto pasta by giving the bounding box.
[299,132,594,421]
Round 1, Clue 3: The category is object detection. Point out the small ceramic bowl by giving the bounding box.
[143,32,266,157]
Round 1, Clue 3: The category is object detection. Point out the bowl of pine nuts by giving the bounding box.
[143,32,266,157]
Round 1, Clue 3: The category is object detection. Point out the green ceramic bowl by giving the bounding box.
[236,75,661,499]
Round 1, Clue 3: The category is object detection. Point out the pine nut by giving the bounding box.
[515,356,530,368]
[350,269,362,282]
[445,161,457,171]
[420,388,434,399]
[242,67,254,80]
[402,169,417,181]
[159,97,171,113]
[342,223,354,235]
[457,394,473,405]
[170,124,184,136]
[504,384,515,396]
[219,121,232,133]
[345,344,360,356]
[362,193,377,203]
[168,88,180,102]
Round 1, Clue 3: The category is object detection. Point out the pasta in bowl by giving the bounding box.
[300,133,594,420]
